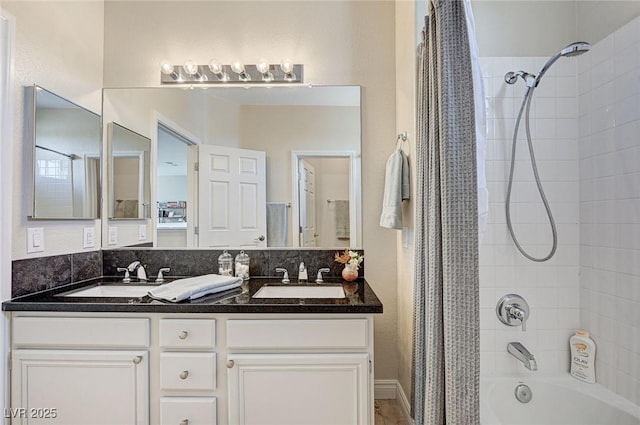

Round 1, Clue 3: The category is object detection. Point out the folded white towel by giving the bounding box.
[148,274,242,303]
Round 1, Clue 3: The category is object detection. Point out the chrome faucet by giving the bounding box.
[298,262,308,282]
[127,261,148,282]
[507,342,537,371]
[275,268,290,284]
[315,268,330,283]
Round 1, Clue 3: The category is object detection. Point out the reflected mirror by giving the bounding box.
[102,86,361,249]
[27,85,101,219]
[107,123,151,219]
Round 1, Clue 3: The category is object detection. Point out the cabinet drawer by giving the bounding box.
[160,397,216,425]
[160,353,217,391]
[13,317,149,348]
[160,319,215,349]
[227,319,369,350]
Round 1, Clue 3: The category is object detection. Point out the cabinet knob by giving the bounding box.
[132,356,143,364]
[178,330,189,340]
[226,360,235,369]
[179,420,189,425]
[179,370,189,380]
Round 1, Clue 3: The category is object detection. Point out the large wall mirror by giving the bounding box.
[102,86,361,249]
[27,85,101,219]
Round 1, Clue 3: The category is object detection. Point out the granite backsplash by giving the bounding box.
[12,249,364,298]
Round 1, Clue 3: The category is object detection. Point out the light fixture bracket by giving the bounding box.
[161,64,304,85]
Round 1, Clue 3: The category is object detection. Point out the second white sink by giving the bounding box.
[253,285,346,299]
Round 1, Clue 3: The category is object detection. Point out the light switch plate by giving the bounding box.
[83,227,95,249]
[138,224,147,241]
[27,228,45,253]
[108,226,118,245]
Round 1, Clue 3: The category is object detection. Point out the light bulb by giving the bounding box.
[256,60,270,74]
[280,59,294,74]
[230,61,245,74]
[183,60,199,76]
[160,60,174,75]
[208,59,223,75]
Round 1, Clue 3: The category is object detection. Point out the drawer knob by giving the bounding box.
[132,356,143,364]
[178,331,189,340]
[179,420,189,425]
[179,370,189,380]
[226,360,235,369]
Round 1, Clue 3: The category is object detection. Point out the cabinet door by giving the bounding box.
[227,353,369,425]
[11,350,148,425]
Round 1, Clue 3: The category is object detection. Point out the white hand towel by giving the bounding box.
[148,274,242,303]
[380,149,410,229]
[266,202,288,247]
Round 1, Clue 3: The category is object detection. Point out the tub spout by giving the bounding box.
[508,342,537,371]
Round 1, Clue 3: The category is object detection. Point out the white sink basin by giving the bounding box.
[59,285,158,298]
[253,285,345,299]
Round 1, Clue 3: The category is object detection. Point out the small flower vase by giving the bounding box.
[342,263,359,282]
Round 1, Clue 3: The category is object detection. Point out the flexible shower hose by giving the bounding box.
[505,86,558,262]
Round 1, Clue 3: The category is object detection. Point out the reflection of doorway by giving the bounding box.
[156,122,197,247]
[298,159,317,247]
[292,152,359,247]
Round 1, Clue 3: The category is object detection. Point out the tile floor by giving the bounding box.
[374,399,411,425]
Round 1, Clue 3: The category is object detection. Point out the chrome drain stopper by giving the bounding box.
[514,383,533,403]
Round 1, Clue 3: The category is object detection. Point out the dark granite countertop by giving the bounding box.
[2,277,383,314]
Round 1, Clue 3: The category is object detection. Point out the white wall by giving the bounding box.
[3,0,104,260]
[103,0,398,380]
[578,15,640,404]
[0,8,14,423]
[394,0,419,405]
[479,55,581,375]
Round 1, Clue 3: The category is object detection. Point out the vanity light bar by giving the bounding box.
[160,62,304,85]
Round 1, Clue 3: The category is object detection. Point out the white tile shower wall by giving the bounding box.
[479,56,581,376]
[578,15,640,405]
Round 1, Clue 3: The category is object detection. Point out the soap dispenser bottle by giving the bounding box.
[570,330,596,383]
[298,262,308,283]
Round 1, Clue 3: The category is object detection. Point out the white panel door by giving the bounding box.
[298,159,317,247]
[227,353,370,425]
[198,145,266,247]
[11,350,149,425]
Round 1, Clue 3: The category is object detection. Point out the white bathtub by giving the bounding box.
[481,374,640,425]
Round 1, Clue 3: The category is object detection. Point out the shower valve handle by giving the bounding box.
[496,294,530,332]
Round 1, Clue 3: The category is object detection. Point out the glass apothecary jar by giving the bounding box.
[235,250,250,280]
[218,250,233,276]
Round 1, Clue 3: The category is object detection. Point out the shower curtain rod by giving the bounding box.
[35,145,76,159]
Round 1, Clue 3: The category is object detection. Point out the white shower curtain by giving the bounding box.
[412,0,481,423]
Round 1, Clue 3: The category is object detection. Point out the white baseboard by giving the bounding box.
[396,381,414,425]
[374,379,414,424]
[374,379,398,399]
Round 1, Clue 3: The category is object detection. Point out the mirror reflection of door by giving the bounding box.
[197,145,267,248]
[113,154,144,218]
[298,159,317,247]
[296,156,351,247]
[156,124,196,248]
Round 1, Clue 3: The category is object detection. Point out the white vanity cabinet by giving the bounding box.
[159,318,218,425]
[226,318,373,425]
[8,313,375,425]
[10,317,150,425]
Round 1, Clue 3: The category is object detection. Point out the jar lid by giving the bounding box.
[235,250,249,261]
[218,250,232,261]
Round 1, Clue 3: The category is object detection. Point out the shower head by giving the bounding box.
[560,41,591,57]
[535,41,591,86]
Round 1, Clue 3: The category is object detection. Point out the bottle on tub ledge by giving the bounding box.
[570,330,596,383]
